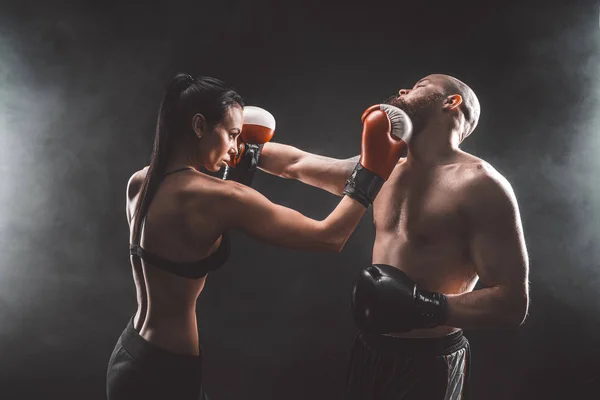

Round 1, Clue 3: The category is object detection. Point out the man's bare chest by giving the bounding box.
[373,169,467,243]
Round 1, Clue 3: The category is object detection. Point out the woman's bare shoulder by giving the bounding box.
[127,166,149,200]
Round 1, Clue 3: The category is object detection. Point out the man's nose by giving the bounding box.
[399,89,410,96]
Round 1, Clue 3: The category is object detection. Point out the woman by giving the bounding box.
[106,73,409,399]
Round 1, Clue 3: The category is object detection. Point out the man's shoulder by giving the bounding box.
[459,158,518,215]
[468,161,511,192]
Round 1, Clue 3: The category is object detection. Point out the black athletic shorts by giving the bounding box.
[106,317,208,400]
[346,330,470,400]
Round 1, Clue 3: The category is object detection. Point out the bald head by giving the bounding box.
[430,74,481,138]
[386,74,481,141]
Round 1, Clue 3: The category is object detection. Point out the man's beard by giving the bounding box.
[384,92,444,135]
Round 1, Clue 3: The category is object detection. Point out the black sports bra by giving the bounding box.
[129,167,231,279]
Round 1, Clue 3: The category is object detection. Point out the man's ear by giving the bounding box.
[192,113,207,139]
[443,94,463,111]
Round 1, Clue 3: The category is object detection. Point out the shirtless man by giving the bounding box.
[258,74,529,399]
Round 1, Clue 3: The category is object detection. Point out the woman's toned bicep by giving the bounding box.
[220,185,331,250]
[218,183,364,252]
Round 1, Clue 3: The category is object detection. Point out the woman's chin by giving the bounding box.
[205,161,226,173]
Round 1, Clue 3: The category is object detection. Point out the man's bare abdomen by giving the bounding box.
[373,233,478,338]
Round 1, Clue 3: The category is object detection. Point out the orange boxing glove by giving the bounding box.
[360,104,412,180]
[343,104,412,207]
[225,106,276,186]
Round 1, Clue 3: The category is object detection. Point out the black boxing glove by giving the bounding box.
[223,143,263,186]
[224,106,275,187]
[351,264,448,334]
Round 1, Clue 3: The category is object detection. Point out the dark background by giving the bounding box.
[1,0,599,399]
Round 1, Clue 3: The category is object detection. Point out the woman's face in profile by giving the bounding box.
[201,105,243,172]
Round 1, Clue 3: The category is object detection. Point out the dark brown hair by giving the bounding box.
[131,74,244,244]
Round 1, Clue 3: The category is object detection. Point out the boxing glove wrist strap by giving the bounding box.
[415,290,449,329]
[224,143,264,186]
[343,163,384,208]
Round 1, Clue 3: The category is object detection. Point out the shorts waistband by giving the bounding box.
[359,330,467,356]
[120,316,203,370]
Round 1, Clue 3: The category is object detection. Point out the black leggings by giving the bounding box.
[106,317,209,400]
[346,330,470,400]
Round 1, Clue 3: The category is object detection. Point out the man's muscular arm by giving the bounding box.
[445,172,530,329]
[259,142,358,196]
